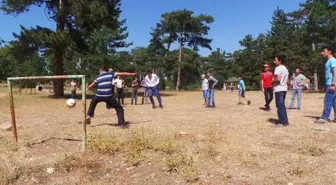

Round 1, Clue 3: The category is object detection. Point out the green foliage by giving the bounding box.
[1,1,335,90]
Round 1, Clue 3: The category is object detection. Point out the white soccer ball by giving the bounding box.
[66,99,76,108]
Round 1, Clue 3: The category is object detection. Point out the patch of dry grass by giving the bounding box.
[88,134,121,155]
[55,154,102,174]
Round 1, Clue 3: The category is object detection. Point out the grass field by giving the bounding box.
[0,86,335,185]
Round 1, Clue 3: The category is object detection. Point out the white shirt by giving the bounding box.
[144,74,160,87]
[292,73,307,90]
[114,79,123,88]
[202,79,209,90]
[274,65,289,92]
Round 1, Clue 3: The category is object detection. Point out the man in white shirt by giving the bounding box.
[273,55,289,127]
[201,74,208,105]
[143,70,163,109]
[70,80,77,99]
[114,76,125,104]
[289,67,308,110]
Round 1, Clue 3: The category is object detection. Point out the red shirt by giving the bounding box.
[261,71,273,88]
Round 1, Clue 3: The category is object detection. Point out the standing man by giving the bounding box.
[143,70,163,109]
[289,67,309,110]
[201,74,209,105]
[273,55,289,127]
[70,80,77,99]
[206,71,218,108]
[114,76,125,104]
[260,64,273,110]
[131,77,139,105]
[140,77,149,104]
[86,66,136,128]
[315,46,336,123]
[237,77,251,105]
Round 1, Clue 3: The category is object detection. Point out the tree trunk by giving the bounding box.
[175,41,182,91]
[53,0,65,98]
[314,68,318,91]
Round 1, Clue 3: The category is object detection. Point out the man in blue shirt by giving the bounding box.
[315,46,336,123]
[86,66,136,128]
[237,77,251,105]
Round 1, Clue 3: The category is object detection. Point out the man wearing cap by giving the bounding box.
[260,63,274,111]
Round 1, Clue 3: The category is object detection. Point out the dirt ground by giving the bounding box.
[0,85,335,185]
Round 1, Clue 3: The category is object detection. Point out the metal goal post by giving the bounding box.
[7,75,87,151]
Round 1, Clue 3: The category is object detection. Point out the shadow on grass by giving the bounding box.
[304,115,320,120]
[268,118,278,125]
[26,137,81,147]
[87,120,152,128]
[259,107,271,111]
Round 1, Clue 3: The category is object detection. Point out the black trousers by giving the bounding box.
[87,96,125,125]
[264,87,273,109]
[117,88,124,104]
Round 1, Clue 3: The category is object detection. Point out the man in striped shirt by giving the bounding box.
[86,66,136,128]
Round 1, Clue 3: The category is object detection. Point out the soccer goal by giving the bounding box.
[7,75,88,151]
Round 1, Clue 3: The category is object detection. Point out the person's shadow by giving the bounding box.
[267,118,278,124]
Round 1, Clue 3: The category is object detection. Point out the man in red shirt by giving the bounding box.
[260,64,274,111]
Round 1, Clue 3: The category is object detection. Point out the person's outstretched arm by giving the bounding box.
[115,72,137,76]
[87,81,96,91]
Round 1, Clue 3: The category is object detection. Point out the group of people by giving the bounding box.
[83,46,335,129]
[201,72,218,108]
[258,46,336,126]
[85,68,163,128]
[201,73,251,108]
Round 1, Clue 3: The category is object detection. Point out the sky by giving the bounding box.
[0,0,304,56]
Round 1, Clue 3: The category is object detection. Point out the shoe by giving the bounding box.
[152,105,157,109]
[288,107,295,110]
[297,107,301,110]
[118,121,129,129]
[159,105,164,109]
[86,116,91,125]
[314,118,328,124]
[247,100,251,105]
[237,102,244,105]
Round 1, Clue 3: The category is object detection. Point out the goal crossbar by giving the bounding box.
[7,75,88,151]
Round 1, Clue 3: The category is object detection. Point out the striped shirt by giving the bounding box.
[94,72,115,97]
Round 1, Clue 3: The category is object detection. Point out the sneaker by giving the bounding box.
[314,118,328,124]
[288,107,295,110]
[152,105,157,109]
[276,124,283,127]
[86,116,91,125]
[237,102,244,105]
[247,100,251,105]
[159,105,164,109]
[297,107,301,110]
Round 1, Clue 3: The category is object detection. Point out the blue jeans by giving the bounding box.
[148,86,162,106]
[71,91,76,99]
[275,91,289,125]
[321,86,336,120]
[131,88,138,104]
[289,89,302,109]
[207,89,215,106]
